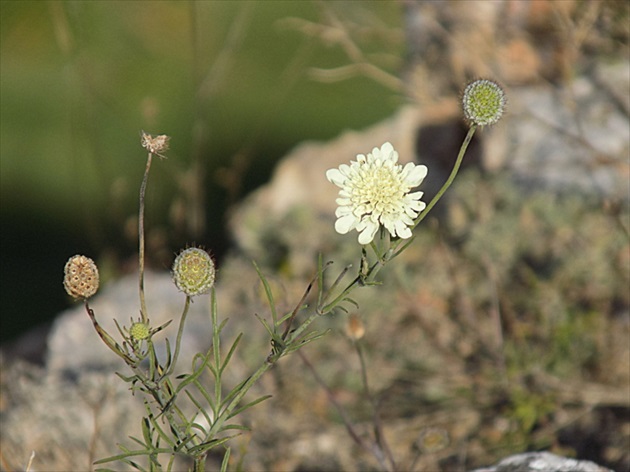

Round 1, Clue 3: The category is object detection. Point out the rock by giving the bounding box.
[470,451,614,472]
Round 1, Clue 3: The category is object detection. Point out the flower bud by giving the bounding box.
[172,247,215,297]
[129,322,151,341]
[462,79,506,127]
[63,255,99,300]
[345,313,365,341]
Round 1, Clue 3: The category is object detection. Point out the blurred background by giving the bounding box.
[1,1,406,344]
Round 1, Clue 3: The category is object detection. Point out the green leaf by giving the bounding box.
[254,312,275,338]
[344,297,360,309]
[221,423,251,432]
[226,394,272,420]
[162,337,172,372]
[253,260,279,326]
[220,332,243,374]
[93,447,172,464]
[186,435,236,455]
[220,448,231,472]
[191,378,216,415]
[172,351,212,396]
[141,417,153,445]
[184,389,212,431]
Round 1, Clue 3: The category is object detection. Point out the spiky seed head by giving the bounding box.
[172,247,215,297]
[462,79,506,127]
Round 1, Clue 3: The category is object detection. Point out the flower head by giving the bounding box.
[172,247,215,297]
[129,321,151,341]
[462,79,506,127]
[326,142,428,244]
[63,255,99,300]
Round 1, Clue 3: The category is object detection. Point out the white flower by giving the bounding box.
[326,142,428,245]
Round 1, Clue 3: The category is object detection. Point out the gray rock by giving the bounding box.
[470,452,614,472]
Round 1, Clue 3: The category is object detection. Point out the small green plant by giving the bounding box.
[63,79,505,471]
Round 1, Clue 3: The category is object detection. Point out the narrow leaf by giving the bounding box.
[253,261,279,326]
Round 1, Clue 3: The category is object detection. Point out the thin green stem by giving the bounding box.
[286,310,321,345]
[211,288,223,419]
[355,340,395,471]
[413,125,477,229]
[193,455,205,472]
[162,296,192,378]
[138,152,154,323]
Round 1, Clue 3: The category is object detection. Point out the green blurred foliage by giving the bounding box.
[0,1,405,342]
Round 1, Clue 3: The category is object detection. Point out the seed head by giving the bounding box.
[462,79,506,127]
[141,130,170,158]
[63,255,99,300]
[172,247,215,297]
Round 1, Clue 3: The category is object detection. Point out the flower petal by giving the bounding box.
[326,168,346,186]
[358,220,379,244]
[335,213,358,234]
[404,163,428,186]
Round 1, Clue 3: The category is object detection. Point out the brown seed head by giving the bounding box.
[63,255,99,300]
[141,131,170,158]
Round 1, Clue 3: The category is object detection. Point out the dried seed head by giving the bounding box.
[141,130,170,158]
[129,322,151,341]
[63,255,99,300]
[462,79,506,127]
[172,247,215,297]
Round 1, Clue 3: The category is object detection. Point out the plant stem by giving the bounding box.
[138,152,154,323]
[356,340,395,471]
[413,124,477,229]
[162,296,191,378]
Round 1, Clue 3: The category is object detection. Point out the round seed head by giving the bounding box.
[172,247,215,297]
[63,255,99,300]
[462,79,506,127]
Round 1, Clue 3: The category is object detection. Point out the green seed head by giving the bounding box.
[129,322,151,341]
[63,255,99,300]
[172,247,215,297]
[462,79,506,127]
